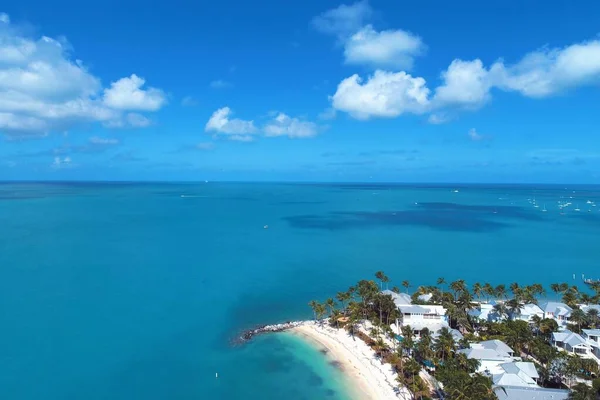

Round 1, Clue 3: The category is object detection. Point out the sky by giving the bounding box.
[1,0,600,183]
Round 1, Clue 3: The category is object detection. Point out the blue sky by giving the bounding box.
[1,0,600,183]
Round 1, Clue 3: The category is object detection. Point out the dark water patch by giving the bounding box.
[415,202,544,221]
[307,373,324,387]
[325,388,336,397]
[275,201,327,205]
[284,210,510,232]
[567,212,600,224]
[329,360,342,369]
[0,194,46,200]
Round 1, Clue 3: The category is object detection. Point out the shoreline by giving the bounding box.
[288,322,409,400]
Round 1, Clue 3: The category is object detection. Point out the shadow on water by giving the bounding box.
[283,202,548,232]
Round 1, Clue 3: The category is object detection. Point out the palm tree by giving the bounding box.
[472,282,482,301]
[495,284,507,300]
[392,286,401,294]
[325,298,336,317]
[375,271,388,291]
[493,302,509,321]
[568,383,598,400]
[402,280,411,294]
[570,308,587,332]
[450,279,466,301]
[434,327,456,363]
[308,300,320,321]
[550,283,561,298]
[336,291,350,314]
[437,277,446,293]
[483,283,495,302]
[586,308,600,329]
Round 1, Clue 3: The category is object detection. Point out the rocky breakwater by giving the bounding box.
[234,321,308,345]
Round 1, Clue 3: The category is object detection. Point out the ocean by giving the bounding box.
[1,182,598,399]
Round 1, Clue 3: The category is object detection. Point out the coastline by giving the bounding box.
[287,322,409,400]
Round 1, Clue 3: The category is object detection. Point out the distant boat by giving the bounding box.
[574,206,581,212]
[452,189,459,193]
[263,225,269,229]
[541,205,547,212]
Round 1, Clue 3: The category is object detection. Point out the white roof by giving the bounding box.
[519,303,543,316]
[583,329,600,337]
[552,330,590,348]
[382,290,412,306]
[458,348,510,361]
[478,339,514,355]
[495,386,569,400]
[500,362,539,379]
[539,301,572,317]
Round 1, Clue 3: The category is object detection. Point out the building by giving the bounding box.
[494,385,569,400]
[469,302,505,323]
[581,329,600,360]
[539,301,572,326]
[383,290,449,335]
[491,362,539,387]
[510,303,544,322]
[551,330,594,358]
[458,340,516,373]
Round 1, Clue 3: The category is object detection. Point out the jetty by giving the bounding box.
[234,321,305,345]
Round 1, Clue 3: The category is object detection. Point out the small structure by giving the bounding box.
[539,301,572,326]
[551,330,594,358]
[581,329,600,360]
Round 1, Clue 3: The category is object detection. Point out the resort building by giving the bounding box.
[458,340,517,374]
[494,385,569,400]
[510,303,544,322]
[382,290,449,336]
[538,301,572,326]
[581,329,600,360]
[469,302,505,323]
[551,330,595,358]
[491,362,539,387]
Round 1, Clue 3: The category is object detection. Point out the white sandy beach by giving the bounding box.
[290,322,411,400]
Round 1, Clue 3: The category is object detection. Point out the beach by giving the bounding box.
[290,322,410,400]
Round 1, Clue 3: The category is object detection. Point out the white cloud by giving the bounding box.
[264,113,318,138]
[468,128,484,141]
[0,13,9,24]
[181,96,198,106]
[427,113,451,125]
[344,25,424,70]
[0,14,166,137]
[491,40,600,97]
[312,0,372,40]
[318,108,337,120]
[209,80,233,89]
[229,135,254,142]
[196,142,214,150]
[103,74,166,111]
[330,70,430,119]
[205,107,257,136]
[433,59,491,109]
[103,112,152,128]
[89,136,119,145]
[52,156,72,168]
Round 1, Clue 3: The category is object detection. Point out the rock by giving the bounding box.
[232,321,308,345]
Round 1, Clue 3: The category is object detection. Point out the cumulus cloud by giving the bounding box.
[331,38,600,120]
[102,74,166,111]
[314,2,424,70]
[331,71,430,119]
[205,107,321,141]
[468,128,485,141]
[318,108,337,120]
[0,14,166,138]
[264,113,318,138]
[433,59,491,109]
[205,107,257,136]
[312,0,372,40]
[344,25,424,70]
[52,156,72,168]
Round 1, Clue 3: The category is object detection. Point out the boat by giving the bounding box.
[542,204,547,212]
[582,274,600,285]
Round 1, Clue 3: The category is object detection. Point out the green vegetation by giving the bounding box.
[308,273,600,399]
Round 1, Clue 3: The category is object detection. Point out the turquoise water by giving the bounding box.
[1,182,599,399]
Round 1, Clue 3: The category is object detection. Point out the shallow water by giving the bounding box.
[0,182,598,399]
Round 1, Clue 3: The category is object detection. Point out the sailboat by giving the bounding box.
[542,204,547,212]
